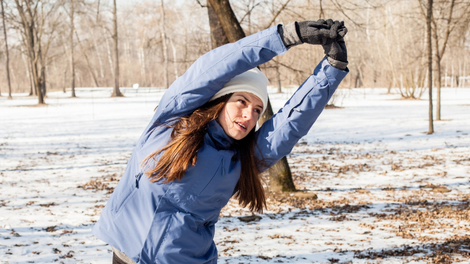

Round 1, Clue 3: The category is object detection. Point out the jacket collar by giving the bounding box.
[207,120,234,150]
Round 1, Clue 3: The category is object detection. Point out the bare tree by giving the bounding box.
[3,0,470,101]
[1,0,12,99]
[426,0,434,134]
[160,0,169,88]
[429,0,470,120]
[14,0,60,104]
[70,0,76,97]
[14,0,44,103]
[111,0,122,97]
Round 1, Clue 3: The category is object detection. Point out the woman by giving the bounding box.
[93,19,349,264]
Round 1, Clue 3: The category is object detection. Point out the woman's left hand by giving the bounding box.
[278,19,347,49]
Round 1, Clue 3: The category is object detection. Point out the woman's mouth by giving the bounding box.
[235,122,247,130]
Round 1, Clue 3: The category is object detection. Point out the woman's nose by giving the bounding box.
[242,107,253,120]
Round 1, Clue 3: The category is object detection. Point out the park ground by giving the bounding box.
[0,87,469,263]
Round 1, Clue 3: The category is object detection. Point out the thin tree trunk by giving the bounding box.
[275,59,282,93]
[426,0,434,134]
[105,36,114,86]
[1,0,12,99]
[70,0,76,97]
[75,30,100,87]
[93,36,105,79]
[32,42,44,103]
[21,51,33,95]
[432,0,455,121]
[40,62,46,97]
[139,43,146,86]
[160,0,169,88]
[169,37,179,79]
[111,0,122,97]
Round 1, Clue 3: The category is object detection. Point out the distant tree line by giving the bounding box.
[1,0,470,103]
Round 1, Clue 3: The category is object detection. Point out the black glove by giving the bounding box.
[299,19,345,44]
[322,37,348,70]
[278,19,347,48]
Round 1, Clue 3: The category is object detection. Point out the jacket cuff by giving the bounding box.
[326,56,348,70]
[278,22,302,49]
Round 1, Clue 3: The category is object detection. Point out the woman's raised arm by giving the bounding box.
[151,26,287,124]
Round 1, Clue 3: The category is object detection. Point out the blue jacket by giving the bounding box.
[93,25,348,263]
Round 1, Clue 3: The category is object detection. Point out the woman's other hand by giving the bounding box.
[278,19,347,49]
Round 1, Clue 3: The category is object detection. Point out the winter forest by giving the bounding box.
[1,0,470,98]
[1,0,470,263]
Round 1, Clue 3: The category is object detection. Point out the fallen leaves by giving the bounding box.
[39,202,57,207]
[44,226,57,232]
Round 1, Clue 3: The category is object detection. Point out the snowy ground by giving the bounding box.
[0,87,469,264]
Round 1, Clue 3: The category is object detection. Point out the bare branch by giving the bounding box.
[264,0,292,29]
[195,0,206,8]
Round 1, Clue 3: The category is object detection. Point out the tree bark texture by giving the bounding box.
[207,2,229,49]
[1,0,12,99]
[206,0,245,42]
[111,0,122,97]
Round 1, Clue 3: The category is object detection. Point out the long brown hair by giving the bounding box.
[142,94,266,213]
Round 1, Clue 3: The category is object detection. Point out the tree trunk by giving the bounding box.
[41,65,46,97]
[258,100,296,192]
[208,2,229,49]
[105,36,114,86]
[93,36,105,79]
[111,0,122,97]
[160,0,169,88]
[208,0,295,192]
[169,37,179,79]
[426,0,434,134]
[21,51,33,95]
[432,0,455,121]
[1,0,12,99]
[275,60,282,93]
[70,0,76,97]
[14,0,44,104]
[207,0,245,42]
[32,38,44,104]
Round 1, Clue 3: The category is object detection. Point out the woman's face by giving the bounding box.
[217,92,264,140]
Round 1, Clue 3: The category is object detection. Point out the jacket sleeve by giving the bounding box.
[139,26,287,140]
[255,57,348,172]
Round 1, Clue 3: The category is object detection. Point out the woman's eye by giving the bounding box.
[254,109,261,115]
[238,99,246,105]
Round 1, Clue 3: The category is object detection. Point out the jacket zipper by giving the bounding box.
[135,172,143,188]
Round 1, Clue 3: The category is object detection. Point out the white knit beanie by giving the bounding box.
[210,68,268,114]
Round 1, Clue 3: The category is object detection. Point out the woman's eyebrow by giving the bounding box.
[238,95,263,110]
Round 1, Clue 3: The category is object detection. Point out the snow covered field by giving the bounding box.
[0,87,469,263]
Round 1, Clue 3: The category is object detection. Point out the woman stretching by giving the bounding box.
[93,19,349,264]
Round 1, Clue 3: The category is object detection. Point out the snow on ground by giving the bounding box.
[0,87,469,263]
